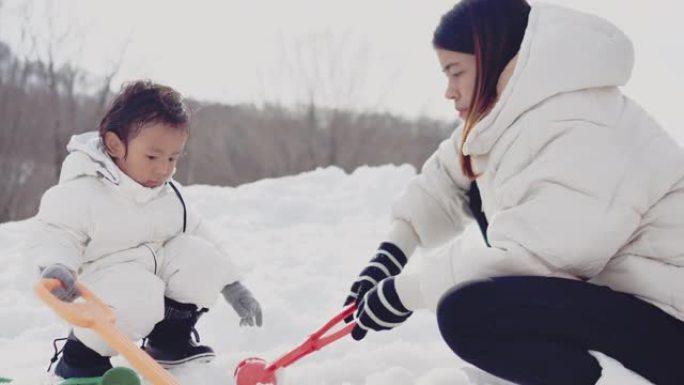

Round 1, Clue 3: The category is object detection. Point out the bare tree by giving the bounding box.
[0,0,128,222]
[0,1,38,221]
[33,1,82,180]
[0,0,4,38]
[90,37,130,121]
[269,31,373,167]
[0,3,450,223]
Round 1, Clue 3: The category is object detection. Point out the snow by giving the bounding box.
[0,165,653,384]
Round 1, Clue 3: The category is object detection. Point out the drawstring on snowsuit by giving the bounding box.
[46,337,69,372]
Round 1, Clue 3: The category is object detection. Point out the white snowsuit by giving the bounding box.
[390,3,684,322]
[28,132,241,356]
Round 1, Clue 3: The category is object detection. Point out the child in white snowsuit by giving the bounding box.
[29,80,262,380]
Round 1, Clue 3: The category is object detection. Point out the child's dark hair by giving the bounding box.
[99,80,190,147]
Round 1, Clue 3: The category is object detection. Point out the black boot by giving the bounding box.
[142,297,215,367]
[54,337,112,379]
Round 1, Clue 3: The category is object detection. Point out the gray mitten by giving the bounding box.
[222,281,263,327]
[41,264,80,302]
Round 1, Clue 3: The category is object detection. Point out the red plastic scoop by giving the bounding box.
[234,305,356,385]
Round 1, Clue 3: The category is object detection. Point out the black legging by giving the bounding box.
[436,276,684,385]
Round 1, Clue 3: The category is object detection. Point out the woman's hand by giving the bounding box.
[343,242,408,315]
[351,277,412,340]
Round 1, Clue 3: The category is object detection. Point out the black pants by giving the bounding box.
[436,276,684,385]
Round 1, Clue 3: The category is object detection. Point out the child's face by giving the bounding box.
[105,122,188,188]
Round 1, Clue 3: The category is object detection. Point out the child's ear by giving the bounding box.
[104,132,125,158]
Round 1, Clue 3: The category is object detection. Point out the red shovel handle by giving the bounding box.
[267,305,356,371]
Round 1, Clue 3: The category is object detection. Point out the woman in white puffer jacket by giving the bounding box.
[343,1,684,384]
[29,81,263,381]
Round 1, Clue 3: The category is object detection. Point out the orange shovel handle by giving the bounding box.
[35,279,181,385]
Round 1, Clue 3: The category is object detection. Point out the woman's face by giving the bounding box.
[436,49,477,120]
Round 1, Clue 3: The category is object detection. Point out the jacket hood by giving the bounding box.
[464,2,634,156]
[60,132,121,184]
[60,131,171,203]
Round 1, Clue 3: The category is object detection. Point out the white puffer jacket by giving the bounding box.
[27,131,240,285]
[391,3,684,320]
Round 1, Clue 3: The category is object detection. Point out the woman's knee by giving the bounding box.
[437,279,498,324]
[436,279,501,359]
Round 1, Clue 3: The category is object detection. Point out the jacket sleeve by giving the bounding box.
[484,121,642,279]
[396,121,643,311]
[390,126,474,252]
[27,184,90,273]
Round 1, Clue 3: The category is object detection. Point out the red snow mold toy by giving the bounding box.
[234,305,356,385]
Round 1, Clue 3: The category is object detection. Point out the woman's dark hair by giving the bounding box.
[433,0,530,179]
[99,80,190,148]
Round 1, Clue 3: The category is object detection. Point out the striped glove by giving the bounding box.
[351,276,412,340]
[344,242,408,317]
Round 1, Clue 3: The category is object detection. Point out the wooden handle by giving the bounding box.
[35,279,182,385]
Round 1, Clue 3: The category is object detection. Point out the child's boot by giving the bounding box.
[54,337,112,379]
[142,297,215,367]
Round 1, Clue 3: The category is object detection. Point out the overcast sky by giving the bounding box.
[1,0,682,137]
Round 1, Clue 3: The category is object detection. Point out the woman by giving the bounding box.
[343,1,684,384]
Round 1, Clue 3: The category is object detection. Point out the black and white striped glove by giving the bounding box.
[344,242,408,316]
[351,276,412,340]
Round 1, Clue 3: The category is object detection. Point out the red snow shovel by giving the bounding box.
[234,304,356,385]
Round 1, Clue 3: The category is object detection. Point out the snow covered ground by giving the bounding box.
[0,165,653,384]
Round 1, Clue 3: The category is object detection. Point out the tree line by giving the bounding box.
[0,38,453,222]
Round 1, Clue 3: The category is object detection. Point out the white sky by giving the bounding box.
[1,0,683,137]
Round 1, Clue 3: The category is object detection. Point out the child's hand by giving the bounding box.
[222,281,263,327]
[40,264,80,302]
